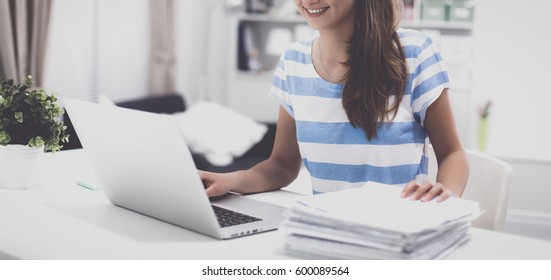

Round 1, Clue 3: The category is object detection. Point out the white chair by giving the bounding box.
[427,147,513,231]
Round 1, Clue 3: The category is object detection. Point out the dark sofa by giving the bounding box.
[62,94,276,173]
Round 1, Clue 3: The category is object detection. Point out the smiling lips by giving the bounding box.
[304,7,328,17]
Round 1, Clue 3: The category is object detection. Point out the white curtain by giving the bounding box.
[149,0,176,96]
[0,0,52,86]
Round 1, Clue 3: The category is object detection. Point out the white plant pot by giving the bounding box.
[0,145,44,190]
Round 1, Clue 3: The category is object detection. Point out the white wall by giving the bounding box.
[473,0,551,161]
[473,0,551,218]
[504,158,551,213]
[96,0,150,102]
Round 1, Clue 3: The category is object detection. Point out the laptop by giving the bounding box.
[63,98,286,240]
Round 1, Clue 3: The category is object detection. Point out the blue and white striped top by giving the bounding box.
[269,29,449,194]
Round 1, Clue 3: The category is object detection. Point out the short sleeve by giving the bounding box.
[269,52,295,119]
[409,36,450,127]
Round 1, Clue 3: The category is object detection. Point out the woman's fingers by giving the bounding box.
[198,170,213,187]
[198,170,233,197]
[410,182,433,201]
[401,180,452,203]
[205,183,224,197]
[402,181,432,201]
[421,183,444,202]
[436,189,455,202]
[401,180,419,198]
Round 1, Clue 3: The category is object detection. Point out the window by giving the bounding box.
[43,0,149,103]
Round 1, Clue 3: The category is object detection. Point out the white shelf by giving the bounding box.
[237,13,472,31]
[237,14,473,30]
[401,20,473,31]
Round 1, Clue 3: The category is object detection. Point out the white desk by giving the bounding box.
[1,149,551,260]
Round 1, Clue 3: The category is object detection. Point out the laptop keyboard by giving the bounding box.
[212,205,262,228]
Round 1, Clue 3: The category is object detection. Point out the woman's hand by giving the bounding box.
[401,180,457,203]
[199,171,241,197]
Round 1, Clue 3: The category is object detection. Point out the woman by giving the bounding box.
[201,0,468,202]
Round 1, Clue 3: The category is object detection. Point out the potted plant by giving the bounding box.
[0,75,69,189]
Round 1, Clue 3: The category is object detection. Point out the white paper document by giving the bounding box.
[281,182,481,259]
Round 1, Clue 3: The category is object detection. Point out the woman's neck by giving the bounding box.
[319,31,349,62]
[315,30,352,83]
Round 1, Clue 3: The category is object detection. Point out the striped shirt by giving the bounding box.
[270,28,449,194]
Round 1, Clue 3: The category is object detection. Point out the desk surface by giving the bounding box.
[1,150,551,260]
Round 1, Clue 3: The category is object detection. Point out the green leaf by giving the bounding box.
[0,130,11,145]
[14,111,23,123]
[28,136,45,148]
[35,136,45,147]
[24,75,33,87]
[28,137,35,147]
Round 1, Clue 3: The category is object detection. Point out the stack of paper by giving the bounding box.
[281,183,481,259]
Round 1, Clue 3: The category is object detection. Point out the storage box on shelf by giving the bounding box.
[449,0,475,22]
[421,0,448,21]
[419,0,474,23]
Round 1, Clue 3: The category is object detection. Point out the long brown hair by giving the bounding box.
[342,0,407,140]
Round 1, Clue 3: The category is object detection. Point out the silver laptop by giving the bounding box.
[63,98,286,240]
